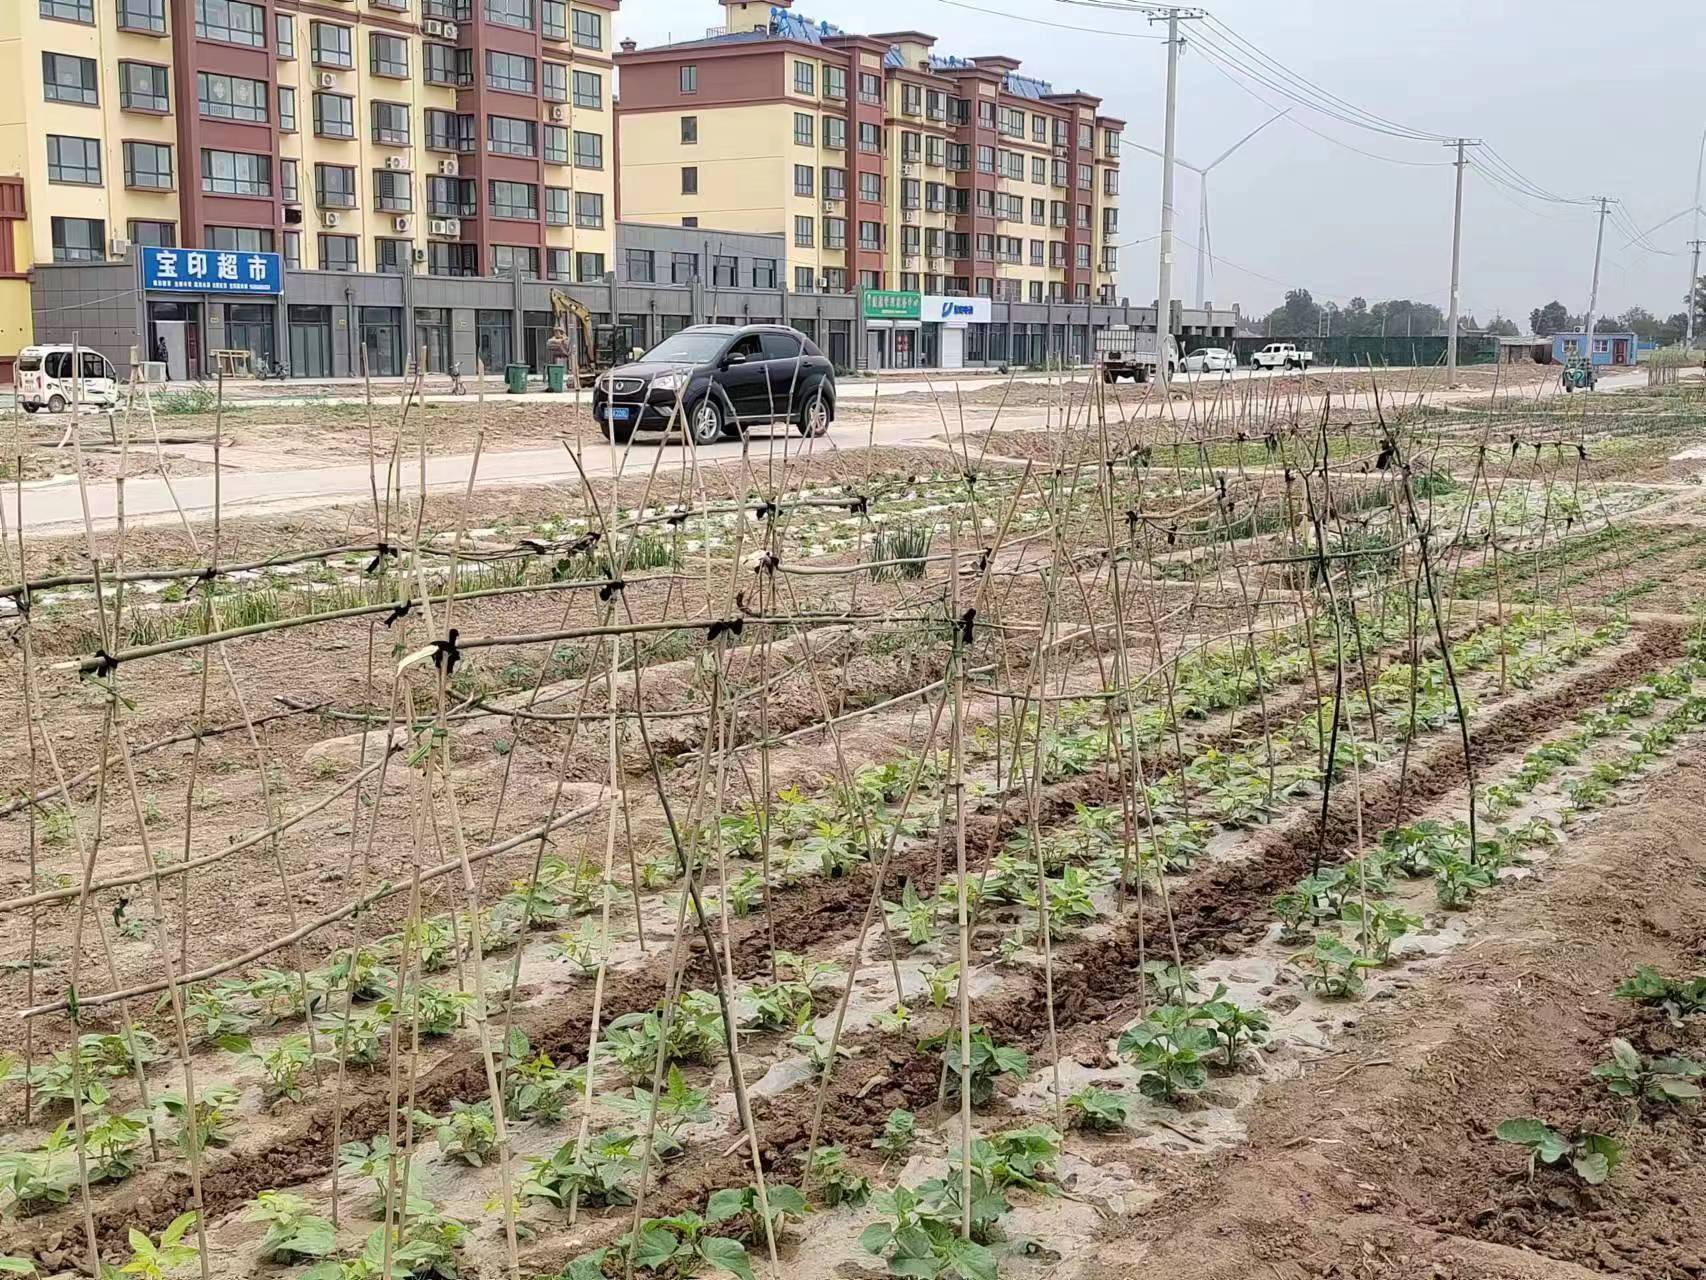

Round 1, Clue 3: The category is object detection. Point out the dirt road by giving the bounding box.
[3,368,1654,535]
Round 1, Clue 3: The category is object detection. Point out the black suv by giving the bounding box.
[592,324,837,445]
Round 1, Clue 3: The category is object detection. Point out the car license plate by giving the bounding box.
[609,406,632,421]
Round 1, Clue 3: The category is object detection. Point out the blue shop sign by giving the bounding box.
[142,246,281,295]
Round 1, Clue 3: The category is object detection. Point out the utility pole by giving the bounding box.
[1687,121,1704,349]
[1582,196,1613,357]
[1444,137,1478,385]
[1688,239,1704,350]
[1147,6,1205,382]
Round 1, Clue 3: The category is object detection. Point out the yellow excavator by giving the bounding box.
[550,289,629,385]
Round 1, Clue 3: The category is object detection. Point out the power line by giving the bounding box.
[931,0,1165,37]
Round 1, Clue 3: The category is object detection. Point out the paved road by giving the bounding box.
[3,368,1660,537]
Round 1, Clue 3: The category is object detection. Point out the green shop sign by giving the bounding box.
[862,289,921,320]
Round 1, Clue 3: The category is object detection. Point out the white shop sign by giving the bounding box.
[921,295,991,327]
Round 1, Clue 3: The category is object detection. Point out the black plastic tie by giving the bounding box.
[957,608,977,646]
[431,628,461,676]
[364,541,397,574]
[92,649,118,676]
[383,600,413,628]
[598,579,626,602]
[707,617,745,643]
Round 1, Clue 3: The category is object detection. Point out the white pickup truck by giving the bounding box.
[1249,342,1314,371]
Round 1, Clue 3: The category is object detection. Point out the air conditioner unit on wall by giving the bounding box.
[393,215,411,233]
[444,218,461,237]
[548,104,566,123]
[438,158,459,175]
[318,71,337,89]
[423,17,445,35]
[441,21,458,39]
[412,247,428,263]
[429,218,450,236]
[384,155,406,169]
[108,237,131,259]
[322,211,340,227]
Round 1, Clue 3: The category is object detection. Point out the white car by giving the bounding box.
[16,345,120,413]
[1183,347,1236,373]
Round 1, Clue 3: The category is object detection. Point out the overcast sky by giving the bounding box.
[616,0,1702,327]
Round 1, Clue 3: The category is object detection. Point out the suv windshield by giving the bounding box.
[642,331,731,364]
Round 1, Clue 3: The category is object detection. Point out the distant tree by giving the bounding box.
[1486,314,1521,337]
[1368,299,1445,337]
[1261,288,1322,337]
[1611,306,1658,339]
[1529,301,1572,336]
[1659,312,1689,344]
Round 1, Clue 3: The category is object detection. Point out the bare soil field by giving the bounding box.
[4,373,1706,1280]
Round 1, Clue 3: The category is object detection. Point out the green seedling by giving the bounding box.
[1065,1086,1135,1132]
[873,1109,917,1158]
[923,1026,1028,1107]
[1496,1118,1621,1185]
[1591,1038,1704,1108]
[246,1191,337,1262]
[1289,933,1376,998]
[805,1146,871,1207]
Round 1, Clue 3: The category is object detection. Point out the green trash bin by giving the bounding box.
[505,362,528,395]
[545,363,566,394]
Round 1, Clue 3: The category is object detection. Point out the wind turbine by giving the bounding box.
[1125,110,1289,308]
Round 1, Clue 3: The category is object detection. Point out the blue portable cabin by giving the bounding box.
[1551,332,1636,368]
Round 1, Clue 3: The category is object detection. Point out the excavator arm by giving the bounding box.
[548,288,595,366]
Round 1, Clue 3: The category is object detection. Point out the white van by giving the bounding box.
[16,345,121,413]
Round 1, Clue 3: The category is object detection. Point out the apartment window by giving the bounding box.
[794,216,814,248]
[976,233,992,259]
[375,238,410,273]
[859,72,881,104]
[201,149,269,196]
[370,33,408,78]
[794,60,815,95]
[283,231,303,269]
[670,252,697,285]
[47,136,101,186]
[1077,203,1092,228]
[544,125,568,163]
[372,101,410,145]
[314,93,355,139]
[928,90,948,122]
[859,221,882,251]
[118,0,167,33]
[373,169,412,212]
[124,142,174,191]
[680,64,698,94]
[624,248,655,282]
[51,217,104,262]
[823,66,845,101]
[542,62,568,102]
[542,0,566,39]
[1075,243,1091,269]
[319,234,358,271]
[426,175,475,215]
[793,165,813,197]
[314,163,356,207]
[572,8,602,49]
[999,106,1024,137]
[680,116,698,144]
[823,217,844,250]
[901,83,922,117]
[128,220,176,249]
[1078,163,1092,190]
[488,115,537,157]
[823,267,846,291]
[41,0,94,22]
[576,251,606,282]
[683,216,697,227]
[794,113,813,147]
[574,191,604,228]
[858,122,880,153]
[1033,113,1049,142]
[428,242,476,276]
[753,258,777,289]
[120,62,170,113]
[976,145,994,174]
[486,50,535,94]
[206,226,273,252]
[823,117,845,150]
[275,13,294,57]
[795,266,815,292]
[547,248,572,281]
[484,0,533,29]
[858,172,881,203]
[43,54,99,106]
[572,130,602,168]
[823,167,845,201]
[573,70,601,109]
[310,21,352,67]
[900,131,920,162]
[427,110,476,152]
[975,189,994,216]
[1032,156,1047,185]
[279,86,297,132]
[1029,239,1043,266]
[196,0,264,45]
[545,186,569,225]
[199,72,269,122]
[281,159,299,202]
[424,43,458,85]
[489,179,537,219]
[926,136,946,168]
[682,166,699,195]
[900,178,920,209]
[978,101,995,129]
[900,272,920,293]
[1104,169,1119,196]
